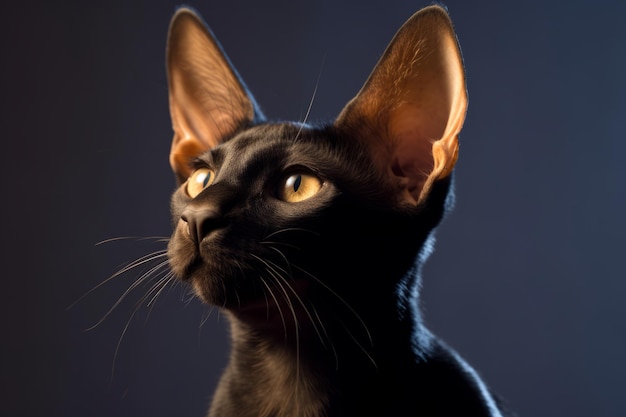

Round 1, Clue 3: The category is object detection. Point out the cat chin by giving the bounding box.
[188,263,315,320]
[175,257,258,307]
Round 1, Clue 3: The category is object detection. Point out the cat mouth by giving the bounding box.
[169,228,315,310]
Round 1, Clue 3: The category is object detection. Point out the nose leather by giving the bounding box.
[180,207,225,243]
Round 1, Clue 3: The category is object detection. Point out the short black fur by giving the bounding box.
[163,5,513,417]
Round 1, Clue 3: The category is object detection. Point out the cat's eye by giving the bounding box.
[279,173,322,203]
[186,168,216,198]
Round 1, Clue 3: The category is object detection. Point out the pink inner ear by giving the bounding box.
[334,7,467,205]
[166,9,256,181]
[387,101,449,192]
[392,143,432,195]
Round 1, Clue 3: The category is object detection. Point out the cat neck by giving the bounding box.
[209,278,433,417]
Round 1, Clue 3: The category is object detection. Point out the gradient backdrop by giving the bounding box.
[2,1,625,416]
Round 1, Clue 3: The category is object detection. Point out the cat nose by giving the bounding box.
[180,207,225,243]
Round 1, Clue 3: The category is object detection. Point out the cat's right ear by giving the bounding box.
[167,8,264,183]
[335,6,467,207]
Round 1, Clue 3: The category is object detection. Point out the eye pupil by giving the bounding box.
[202,172,212,187]
[280,173,322,203]
[292,175,302,192]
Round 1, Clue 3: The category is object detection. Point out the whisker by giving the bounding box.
[199,305,217,329]
[257,252,336,392]
[262,228,319,241]
[69,250,169,311]
[182,286,198,305]
[111,303,140,381]
[338,318,378,370]
[294,54,325,142]
[250,254,299,339]
[262,266,302,403]
[95,236,170,246]
[260,240,337,354]
[312,306,339,370]
[260,234,337,353]
[87,236,180,381]
[262,254,329,349]
[146,271,176,308]
[258,275,288,339]
[259,235,371,371]
[141,273,177,323]
[85,255,170,331]
[258,241,301,251]
[263,265,302,399]
[110,267,175,379]
[291,263,373,347]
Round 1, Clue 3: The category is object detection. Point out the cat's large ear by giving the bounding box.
[167,8,264,182]
[335,6,467,206]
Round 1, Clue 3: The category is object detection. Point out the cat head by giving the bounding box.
[165,6,467,320]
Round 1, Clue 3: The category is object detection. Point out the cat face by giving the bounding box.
[164,7,467,323]
[166,122,405,316]
[167,124,332,306]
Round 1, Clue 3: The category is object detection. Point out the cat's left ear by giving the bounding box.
[167,8,264,182]
[335,6,467,206]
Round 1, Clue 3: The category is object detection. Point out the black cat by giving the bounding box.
[165,5,512,417]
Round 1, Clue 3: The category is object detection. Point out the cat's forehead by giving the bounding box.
[209,123,339,169]
[227,123,305,152]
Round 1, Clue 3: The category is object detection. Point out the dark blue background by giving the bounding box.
[2,1,625,416]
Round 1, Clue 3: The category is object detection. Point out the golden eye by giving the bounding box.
[186,168,216,198]
[280,173,322,203]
